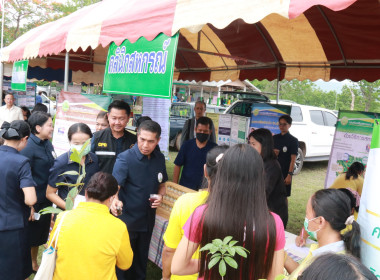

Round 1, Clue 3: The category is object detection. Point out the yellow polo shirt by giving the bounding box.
[50,202,133,280]
[329,173,364,196]
[163,190,209,280]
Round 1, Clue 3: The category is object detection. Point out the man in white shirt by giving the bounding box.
[0,93,24,126]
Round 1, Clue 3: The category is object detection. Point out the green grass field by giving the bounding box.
[32,153,328,280]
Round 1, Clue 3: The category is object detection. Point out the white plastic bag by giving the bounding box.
[34,211,69,280]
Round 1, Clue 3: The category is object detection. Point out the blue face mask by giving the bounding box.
[304,217,320,240]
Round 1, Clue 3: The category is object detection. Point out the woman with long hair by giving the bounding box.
[0,120,37,280]
[162,145,229,280]
[172,144,285,280]
[286,189,361,279]
[248,128,288,228]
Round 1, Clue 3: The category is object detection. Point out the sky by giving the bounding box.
[313,79,351,93]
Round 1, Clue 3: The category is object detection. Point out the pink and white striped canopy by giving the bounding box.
[6,0,379,83]
[2,0,357,62]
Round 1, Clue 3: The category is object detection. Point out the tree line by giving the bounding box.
[251,79,380,113]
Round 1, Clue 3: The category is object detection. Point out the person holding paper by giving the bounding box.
[0,93,24,127]
[173,117,217,191]
[285,189,361,279]
[46,123,99,210]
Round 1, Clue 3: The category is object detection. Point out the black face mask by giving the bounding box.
[196,133,210,143]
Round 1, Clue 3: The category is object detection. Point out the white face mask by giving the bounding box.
[70,144,91,156]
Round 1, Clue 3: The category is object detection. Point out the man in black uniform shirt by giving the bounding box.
[273,114,299,197]
[91,100,137,174]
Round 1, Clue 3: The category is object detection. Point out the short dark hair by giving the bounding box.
[0,120,30,140]
[86,172,118,202]
[249,128,276,162]
[279,114,292,125]
[67,123,93,141]
[108,100,131,115]
[346,161,364,180]
[196,116,212,128]
[96,111,108,122]
[137,120,161,139]
[195,100,206,109]
[4,92,14,98]
[299,253,377,280]
[32,103,48,114]
[21,106,31,120]
[28,112,51,135]
[136,116,152,130]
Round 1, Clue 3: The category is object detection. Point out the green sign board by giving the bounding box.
[103,33,179,99]
[11,60,28,91]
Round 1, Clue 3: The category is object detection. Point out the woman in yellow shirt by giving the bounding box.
[329,161,365,196]
[285,189,361,279]
[49,172,133,280]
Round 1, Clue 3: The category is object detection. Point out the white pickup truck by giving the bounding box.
[225,99,337,174]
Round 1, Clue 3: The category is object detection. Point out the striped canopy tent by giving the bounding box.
[2,0,380,85]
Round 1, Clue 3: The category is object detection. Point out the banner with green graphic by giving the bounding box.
[358,120,380,277]
[324,110,379,188]
[103,33,179,99]
[11,60,28,91]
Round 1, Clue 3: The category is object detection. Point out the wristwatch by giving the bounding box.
[288,171,294,176]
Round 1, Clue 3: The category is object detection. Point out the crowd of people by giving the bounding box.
[0,93,375,280]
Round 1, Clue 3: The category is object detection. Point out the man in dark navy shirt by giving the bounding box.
[112,120,167,280]
[273,115,299,197]
[91,100,136,174]
[173,116,217,190]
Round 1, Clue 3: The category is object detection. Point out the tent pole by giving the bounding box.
[64,52,69,91]
[276,65,280,104]
[0,0,5,97]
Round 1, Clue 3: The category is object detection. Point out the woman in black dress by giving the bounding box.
[248,128,289,228]
[0,120,37,280]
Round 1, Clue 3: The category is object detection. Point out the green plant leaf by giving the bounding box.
[65,187,78,210]
[218,259,226,277]
[235,247,248,258]
[220,245,227,254]
[223,236,233,244]
[39,206,63,215]
[208,255,221,270]
[200,244,214,252]
[228,240,238,247]
[275,274,286,280]
[70,149,81,164]
[209,245,219,254]
[224,256,238,269]
[210,253,221,259]
[59,170,80,176]
[226,246,235,256]
[212,239,223,247]
[55,182,83,187]
[78,139,91,159]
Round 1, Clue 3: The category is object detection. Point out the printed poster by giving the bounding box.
[206,112,220,141]
[324,110,377,188]
[218,114,232,146]
[230,115,250,145]
[52,91,112,156]
[357,120,380,277]
[142,97,171,157]
[11,60,28,91]
[250,103,291,134]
